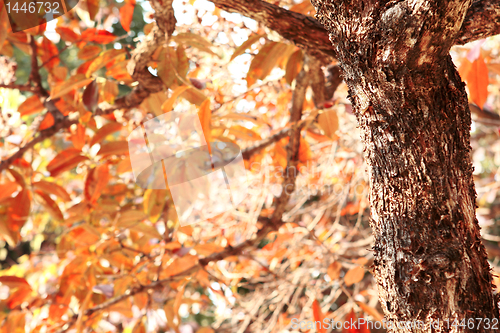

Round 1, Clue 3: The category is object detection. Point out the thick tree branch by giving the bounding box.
[209,0,334,64]
[456,0,500,45]
[209,0,500,64]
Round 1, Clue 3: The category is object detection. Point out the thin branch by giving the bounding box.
[270,57,310,225]
[0,83,36,92]
[28,36,48,98]
[241,118,309,160]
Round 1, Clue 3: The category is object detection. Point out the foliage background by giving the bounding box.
[0,0,499,332]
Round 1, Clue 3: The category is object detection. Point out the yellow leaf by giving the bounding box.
[143,189,168,223]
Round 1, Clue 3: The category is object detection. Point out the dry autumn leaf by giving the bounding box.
[344,266,365,287]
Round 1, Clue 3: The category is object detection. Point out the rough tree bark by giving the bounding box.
[310,0,499,332]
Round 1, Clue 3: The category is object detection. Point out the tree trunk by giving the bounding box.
[311,0,499,331]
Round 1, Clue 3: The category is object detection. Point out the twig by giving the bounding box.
[0,83,36,92]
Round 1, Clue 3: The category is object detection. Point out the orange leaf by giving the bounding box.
[0,182,18,202]
[77,44,102,60]
[230,33,264,62]
[298,137,312,163]
[97,141,129,156]
[18,95,45,116]
[86,49,126,77]
[38,37,59,69]
[55,27,80,43]
[0,4,9,54]
[39,112,54,130]
[81,28,116,44]
[71,123,86,149]
[90,122,123,146]
[285,48,303,84]
[246,42,288,86]
[46,148,81,171]
[120,2,135,32]
[32,180,71,202]
[162,86,191,113]
[198,99,212,152]
[460,54,489,108]
[89,164,110,203]
[34,190,64,221]
[46,148,88,176]
[7,188,31,232]
[312,300,326,333]
[50,74,93,99]
[327,261,342,280]
[343,311,371,333]
[344,266,365,286]
[164,255,198,277]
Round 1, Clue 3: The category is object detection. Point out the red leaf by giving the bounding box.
[83,80,99,112]
[120,2,136,32]
[81,29,116,44]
